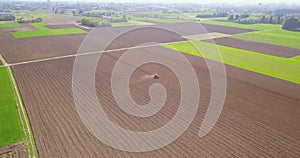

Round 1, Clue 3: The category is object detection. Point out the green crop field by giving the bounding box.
[0,67,24,147]
[232,29,300,49]
[162,41,300,84]
[199,20,281,30]
[0,22,20,29]
[12,22,86,38]
[130,16,186,23]
[30,22,49,30]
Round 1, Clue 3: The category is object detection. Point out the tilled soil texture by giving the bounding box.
[0,142,27,158]
[208,37,300,58]
[155,22,255,35]
[0,26,183,64]
[0,22,254,64]
[12,46,300,158]
[0,33,86,64]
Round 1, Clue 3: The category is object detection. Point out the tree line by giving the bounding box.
[228,15,284,25]
[196,12,228,18]
[80,17,112,28]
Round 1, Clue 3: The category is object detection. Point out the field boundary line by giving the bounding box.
[0,55,38,158]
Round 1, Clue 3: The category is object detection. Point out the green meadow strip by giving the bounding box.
[232,29,300,49]
[0,67,24,147]
[0,22,20,29]
[162,41,300,84]
[0,55,38,157]
[199,20,282,30]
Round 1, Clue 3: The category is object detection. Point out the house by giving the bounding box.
[0,10,12,16]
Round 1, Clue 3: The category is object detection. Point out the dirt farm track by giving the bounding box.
[1,23,300,157]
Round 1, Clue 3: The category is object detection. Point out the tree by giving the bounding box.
[81,17,112,28]
[260,15,266,23]
[270,16,273,24]
[240,14,250,19]
[282,17,300,31]
[228,15,234,21]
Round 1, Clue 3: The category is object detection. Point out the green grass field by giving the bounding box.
[0,22,20,29]
[292,55,300,61]
[130,16,186,23]
[163,41,300,84]
[232,29,300,49]
[199,20,281,30]
[12,22,86,38]
[0,67,25,147]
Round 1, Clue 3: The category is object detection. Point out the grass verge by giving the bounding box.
[0,55,38,157]
[0,66,24,147]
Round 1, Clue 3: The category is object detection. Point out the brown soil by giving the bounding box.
[208,37,300,58]
[0,23,253,63]
[0,142,27,158]
[0,26,184,64]
[4,25,300,157]
[12,49,300,157]
[156,22,255,35]
[0,33,86,64]
[0,23,254,64]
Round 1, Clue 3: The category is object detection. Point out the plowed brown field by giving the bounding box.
[0,23,253,64]
[4,24,300,157]
[12,48,300,157]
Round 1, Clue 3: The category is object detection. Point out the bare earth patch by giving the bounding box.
[0,142,26,158]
